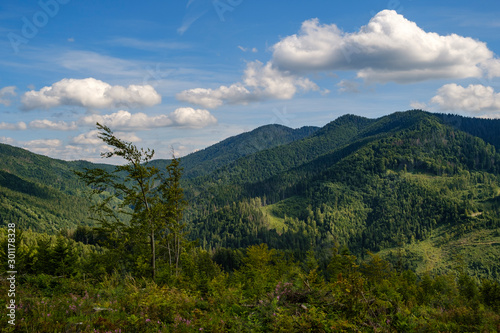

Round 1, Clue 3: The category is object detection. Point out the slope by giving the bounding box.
[0,123,318,233]
[187,112,500,280]
[151,124,319,179]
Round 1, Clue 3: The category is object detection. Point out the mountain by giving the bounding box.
[0,144,97,232]
[435,113,500,150]
[1,110,500,279]
[151,124,319,179]
[0,123,316,233]
[184,111,500,279]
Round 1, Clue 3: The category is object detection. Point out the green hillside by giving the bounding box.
[2,110,500,332]
[151,124,319,179]
[185,111,500,280]
[1,110,500,280]
[0,123,317,233]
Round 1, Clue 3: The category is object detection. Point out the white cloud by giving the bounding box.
[168,107,218,128]
[71,130,102,145]
[71,130,141,146]
[21,78,161,111]
[23,139,62,148]
[337,80,360,93]
[177,61,318,108]
[244,61,318,99]
[409,101,428,110]
[0,121,27,130]
[237,46,258,53]
[272,10,500,83]
[0,136,75,160]
[0,86,17,106]
[0,119,77,131]
[29,120,78,131]
[79,108,217,130]
[430,83,500,114]
[176,10,500,107]
[176,84,252,108]
[58,51,142,77]
[0,136,16,145]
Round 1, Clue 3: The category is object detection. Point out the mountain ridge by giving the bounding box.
[1,110,500,280]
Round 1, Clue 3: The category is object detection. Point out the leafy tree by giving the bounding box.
[75,123,187,280]
[156,156,188,276]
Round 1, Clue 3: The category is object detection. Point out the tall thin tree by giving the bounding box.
[75,123,186,280]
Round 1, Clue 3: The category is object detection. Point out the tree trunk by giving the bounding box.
[150,230,155,280]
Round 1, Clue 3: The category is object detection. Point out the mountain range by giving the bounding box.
[1,110,500,279]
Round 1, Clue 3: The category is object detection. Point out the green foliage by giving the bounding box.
[182,111,500,282]
[4,243,500,332]
[3,110,500,331]
[2,110,500,280]
[74,123,188,281]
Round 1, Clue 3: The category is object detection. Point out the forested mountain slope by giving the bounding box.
[436,113,500,149]
[151,124,318,179]
[0,123,317,232]
[1,110,500,280]
[185,111,500,279]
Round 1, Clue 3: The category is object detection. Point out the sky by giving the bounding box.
[1,0,500,163]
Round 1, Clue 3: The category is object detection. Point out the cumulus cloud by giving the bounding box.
[272,10,500,83]
[337,80,360,93]
[21,139,72,158]
[0,136,16,145]
[0,121,27,130]
[176,10,500,107]
[430,84,500,114]
[0,86,17,106]
[244,61,318,98]
[177,61,318,108]
[71,130,141,146]
[177,84,252,109]
[71,130,103,146]
[168,107,218,127]
[23,139,62,149]
[0,119,78,131]
[79,108,217,130]
[21,78,162,111]
[29,120,78,131]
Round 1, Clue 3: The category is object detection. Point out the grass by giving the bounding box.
[260,196,311,234]
[260,205,287,233]
[379,226,500,280]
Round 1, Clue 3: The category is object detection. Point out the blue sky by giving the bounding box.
[1,0,500,162]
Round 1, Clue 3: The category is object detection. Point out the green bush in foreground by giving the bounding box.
[1,244,500,332]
